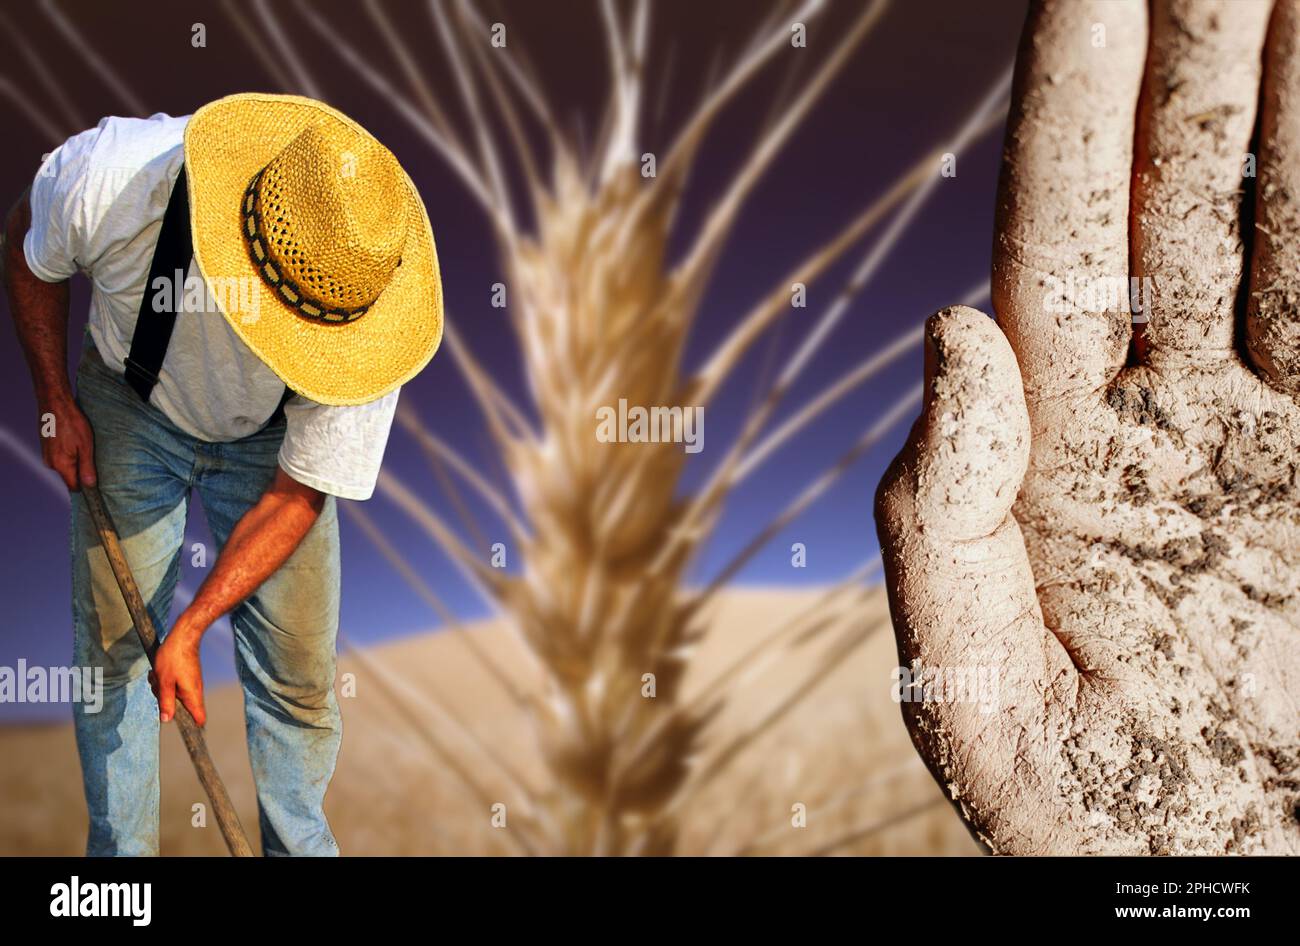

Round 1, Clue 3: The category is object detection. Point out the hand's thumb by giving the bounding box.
[875,306,1036,635]
[875,305,1037,653]
[911,305,1029,540]
[875,306,1072,853]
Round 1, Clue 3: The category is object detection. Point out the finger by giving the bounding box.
[993,0,1147,406]
[1132,0,1272,367]
[181,681,206,728]
[49,451,78,492]
[1247,0,1300,396]
[76,440,97,489]
[157,673,176,724]
[875,307,1079,852]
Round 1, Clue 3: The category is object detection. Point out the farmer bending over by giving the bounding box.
[2,94,442,856]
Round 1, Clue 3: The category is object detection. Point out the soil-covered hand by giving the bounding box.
[877,0,1300,854]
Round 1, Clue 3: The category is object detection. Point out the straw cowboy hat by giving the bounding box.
[184,93,442,406]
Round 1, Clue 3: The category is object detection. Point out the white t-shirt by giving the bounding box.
[23,113,398,501]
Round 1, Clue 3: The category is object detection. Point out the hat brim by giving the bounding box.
[184,93,443,406]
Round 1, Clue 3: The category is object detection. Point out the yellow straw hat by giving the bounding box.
[184,93,442,406]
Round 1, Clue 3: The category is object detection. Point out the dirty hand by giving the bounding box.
[877,0,1300,854]
[150,623,206,728]
[39,394,96,491]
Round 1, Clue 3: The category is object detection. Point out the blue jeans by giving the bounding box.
[71,341,342,856]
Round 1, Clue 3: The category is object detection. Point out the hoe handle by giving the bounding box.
[82,485,255,858]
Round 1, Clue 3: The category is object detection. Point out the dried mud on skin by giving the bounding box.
[893,356,1300,855]
[967,360,1300,855]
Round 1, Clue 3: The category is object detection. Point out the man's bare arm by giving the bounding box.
[3,188,96,490]
[151,466,326,725]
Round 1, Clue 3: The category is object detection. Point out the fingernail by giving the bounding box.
[160,712,171,723]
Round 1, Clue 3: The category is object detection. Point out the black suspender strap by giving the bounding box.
[267,383,294,426]
[124,164,191,403]
[123,162,294,424]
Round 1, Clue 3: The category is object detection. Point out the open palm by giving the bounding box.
[878,0,1300,854]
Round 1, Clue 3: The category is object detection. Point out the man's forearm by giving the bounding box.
[175,467,326,640]
[4,189,74,406]
[6,187,98,492]
[152,468,324,725]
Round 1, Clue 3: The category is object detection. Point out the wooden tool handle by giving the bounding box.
[82,485,255,858]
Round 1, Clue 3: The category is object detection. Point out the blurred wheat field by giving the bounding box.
[0,588,978,856]
[317,0,1008,855]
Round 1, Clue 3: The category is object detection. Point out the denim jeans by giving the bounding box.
[71,340,342,856]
